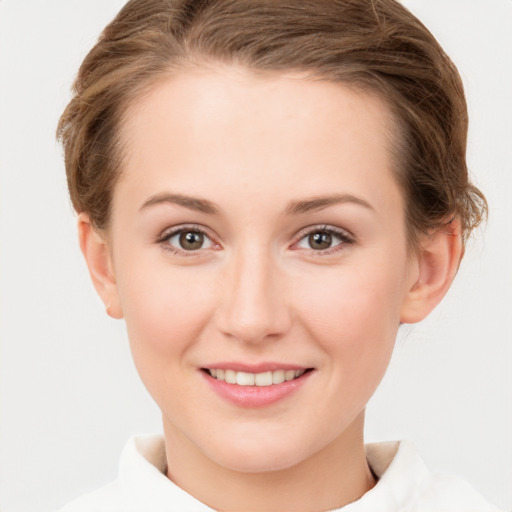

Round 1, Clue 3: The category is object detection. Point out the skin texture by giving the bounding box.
[79,66,462,511]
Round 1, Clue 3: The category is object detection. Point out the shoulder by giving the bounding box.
[415,471,503,512]
[56,436,148,512]
[345,440,504,512]
[56,435,212,512]
[57,480,126,512]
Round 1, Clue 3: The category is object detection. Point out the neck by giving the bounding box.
[163,412,376,512]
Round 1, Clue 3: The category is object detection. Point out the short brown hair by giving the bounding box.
[57,0,487,245]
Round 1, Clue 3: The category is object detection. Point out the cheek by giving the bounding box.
[295,262,406,383]
[115,257,215,362]
[115,262,220,419]
[299,263,404,333]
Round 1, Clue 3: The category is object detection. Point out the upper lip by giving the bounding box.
[202,362,312,373]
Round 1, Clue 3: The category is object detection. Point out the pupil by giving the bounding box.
[309,232,332,250]
[179,231,203,250]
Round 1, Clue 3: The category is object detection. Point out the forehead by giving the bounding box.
[116,66,403,221]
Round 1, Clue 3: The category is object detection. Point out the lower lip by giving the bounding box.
[202,370,313,408]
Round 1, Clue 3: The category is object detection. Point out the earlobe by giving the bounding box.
[78,213,123,319]
[400,219,463,324]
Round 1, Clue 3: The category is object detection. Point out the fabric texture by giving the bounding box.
[58,434,503,512]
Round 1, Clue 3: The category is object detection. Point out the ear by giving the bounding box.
[400,219,463,324]
[78,213,123,319]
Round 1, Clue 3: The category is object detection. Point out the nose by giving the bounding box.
[215,245,291,345]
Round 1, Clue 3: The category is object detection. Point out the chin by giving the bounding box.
[214,448,305,474]
[201,430,321,474]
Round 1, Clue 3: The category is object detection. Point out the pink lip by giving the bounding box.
[200,365,314,408]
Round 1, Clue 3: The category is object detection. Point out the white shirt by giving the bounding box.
[58,435,503,512]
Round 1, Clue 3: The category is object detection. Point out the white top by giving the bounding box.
[58,435,503,512]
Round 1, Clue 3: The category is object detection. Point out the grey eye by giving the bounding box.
[308,232,333,250]
[296,228,349,252]
[179,231,205,250]
[166,229,213,251]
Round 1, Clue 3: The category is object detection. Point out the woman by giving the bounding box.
[54,0,503,510]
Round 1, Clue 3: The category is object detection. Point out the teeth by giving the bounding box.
[272,369,285,384]
[208,368,307,386]
[236,371,255,386]
[255,371,272,386]
[225,369,236,384]
[285,370,296,381]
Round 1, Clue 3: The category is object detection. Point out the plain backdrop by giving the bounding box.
[0,1,511,511]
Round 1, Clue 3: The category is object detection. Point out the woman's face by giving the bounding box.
[106,67,418,472]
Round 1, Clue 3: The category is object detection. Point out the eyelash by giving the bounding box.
[156,224,355,256]
[292,225,355,255]
[156,224,217,257]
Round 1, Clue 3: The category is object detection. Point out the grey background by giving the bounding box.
[1,0,511,510]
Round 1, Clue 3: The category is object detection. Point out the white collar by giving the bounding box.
[113,435,499,512]
[117,436,422,511]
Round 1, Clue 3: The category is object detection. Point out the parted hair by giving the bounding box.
[57,0,487,245]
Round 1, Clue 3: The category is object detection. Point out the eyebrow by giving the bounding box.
[285,194,374,215]
[140,193,219,214]
[139,192,373,216]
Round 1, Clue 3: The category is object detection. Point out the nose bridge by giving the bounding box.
[217,242,289,344]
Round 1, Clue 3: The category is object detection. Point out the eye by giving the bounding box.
[159,227,214,253]
[295,226,354,252]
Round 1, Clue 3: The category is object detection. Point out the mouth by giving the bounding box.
[202,368,314,387]
[201,365,314,407]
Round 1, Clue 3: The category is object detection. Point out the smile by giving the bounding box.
[202,366,314,407]
[206,368,307,386]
